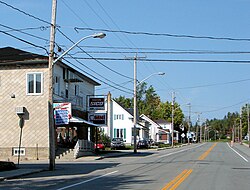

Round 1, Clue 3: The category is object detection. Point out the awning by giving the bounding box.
[69,116,100,127]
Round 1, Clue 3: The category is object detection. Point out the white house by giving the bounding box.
[99,98,149,145]
[140,114,161,142]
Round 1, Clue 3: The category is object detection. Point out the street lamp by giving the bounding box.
[48,32,106,170]
[133,72,165,153]
[53,33,106,64]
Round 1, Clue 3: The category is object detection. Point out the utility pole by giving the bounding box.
[247,104,250,148]
[195,112,201,143]
[200,118,202,143]
[125,54,146,153]
[204,120,206,142]
[240,108,242,145]
[187,103,191,144]
[171,92,175,147]
[48,0,57,171]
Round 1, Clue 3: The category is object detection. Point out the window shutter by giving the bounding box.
[114,128,117,138]
[124,128,126,139]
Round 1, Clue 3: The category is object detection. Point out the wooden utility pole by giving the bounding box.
[48,0,57,171]
[125,54,145,153]
[171,92,175,147]
[187,103,191,144]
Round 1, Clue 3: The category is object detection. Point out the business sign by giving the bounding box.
[88,97,105,110]
[54,110,69,125]
[53,102,72,125]
[88,113,106,124]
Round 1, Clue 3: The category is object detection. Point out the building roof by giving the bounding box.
[0,47,47,63]
[0,47,100,86]
[155,119,171,125]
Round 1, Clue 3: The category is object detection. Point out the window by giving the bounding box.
[114,128,126,140]
[54,76,60,95]
[75,85,79,96]
[13,147,25,156]
[114,114,124,120]
[26,72,43,95]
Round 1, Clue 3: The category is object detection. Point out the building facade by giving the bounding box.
[0,47,99,161]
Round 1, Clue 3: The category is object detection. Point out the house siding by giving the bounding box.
[0,64,49,160]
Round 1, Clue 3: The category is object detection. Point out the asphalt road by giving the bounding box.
[1,142,250,190]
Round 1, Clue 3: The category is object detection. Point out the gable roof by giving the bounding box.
[140,114,161,127]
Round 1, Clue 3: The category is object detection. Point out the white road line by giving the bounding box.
[158,143,205,158]
[227,143,249,163]
[56,170,118,190]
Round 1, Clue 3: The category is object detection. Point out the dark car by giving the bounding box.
[111,138,125,150]
[137,139,149,149]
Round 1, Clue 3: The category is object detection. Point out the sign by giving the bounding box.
[181,133,185,138]
[55,110,69,125]
[88,113,106,124]
[88,97,105,110]
[53,102,72,119]
[53,102,72,125]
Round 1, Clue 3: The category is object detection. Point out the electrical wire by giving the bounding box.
[56,28,133,80]
[0,29,49,55]
[70,50,250,55]
[0,23,49,42]
[74,27,250,42]
[63,58,133,95]
[63,56,250,63]
[176,78,250,90]
[0,1,50,25]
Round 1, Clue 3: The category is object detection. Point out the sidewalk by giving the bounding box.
[0,149,141,181]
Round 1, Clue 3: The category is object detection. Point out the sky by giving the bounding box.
[1,0,250,123]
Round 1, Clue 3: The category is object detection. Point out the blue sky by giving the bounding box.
[1,0,250,123]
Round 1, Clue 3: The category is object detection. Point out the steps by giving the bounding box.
[56,148,75,160]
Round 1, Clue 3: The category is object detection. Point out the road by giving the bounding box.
[1,142,250,190]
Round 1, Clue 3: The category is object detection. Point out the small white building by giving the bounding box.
[140,114,161,142]
[99,98,149,145]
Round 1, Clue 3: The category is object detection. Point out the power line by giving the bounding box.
[0,0,50,25]
[56,28,133,80]
[71,50,250,55]
[63,58,133,95]
[0,29,49,54]
[0,23,49,42]
[74,27,250,42]
[176,78,250,90]
[64,56,250,64]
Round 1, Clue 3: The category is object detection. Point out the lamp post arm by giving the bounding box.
[53,34,94,64]
[137,72,165,86]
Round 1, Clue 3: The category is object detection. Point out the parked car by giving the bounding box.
[137,139,149,149]
[111,138,125,150]
[94,142,105,151]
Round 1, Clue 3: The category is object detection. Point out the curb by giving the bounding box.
[0,168,47,181]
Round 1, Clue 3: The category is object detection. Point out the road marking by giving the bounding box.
[227,143,249,163]
[158,144,205,158]
[56,170,118,190]
[198,143,217,160]
[161,169,193,190]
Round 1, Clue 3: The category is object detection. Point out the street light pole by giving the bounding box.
[171,92,175,147]
[187,103,191,144]
[48,1,105,169]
